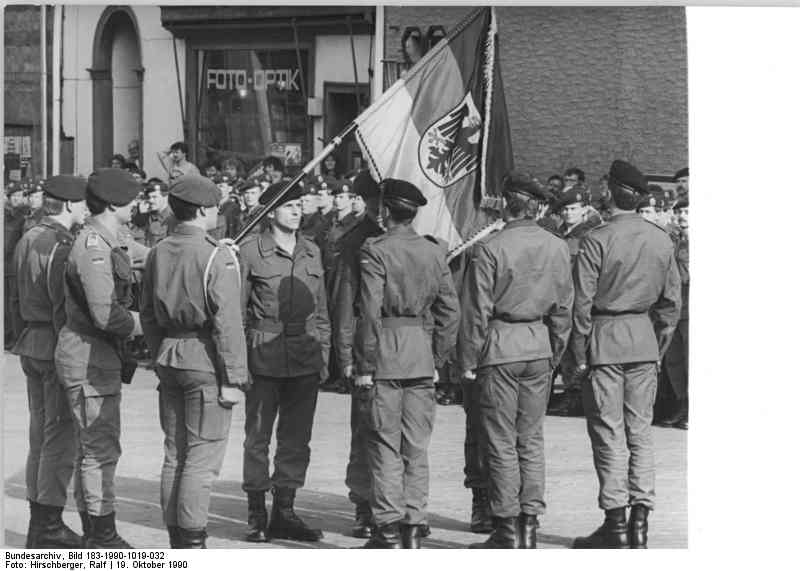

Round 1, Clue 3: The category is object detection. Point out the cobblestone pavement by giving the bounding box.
[2,354,687,548]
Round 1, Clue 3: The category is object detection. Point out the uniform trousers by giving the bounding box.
[345,388,372,504]
[462,381,489,489]
[157,366,232,531]
[21,356,76,506]
[663,320,688,400]
[479,360,551,518]
[242,374,320,492]
[583,362,657,510]
[365,377,436,527]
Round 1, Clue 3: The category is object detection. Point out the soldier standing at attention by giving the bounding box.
[54,169,143,549]
[354,179,460,549]
[22,180,46,233]
[239,180,330,543]
[5,182,27,350]
[11,176,88,548]
[458,172,574,549]
[140,175,249,548]
[571,160,682,549]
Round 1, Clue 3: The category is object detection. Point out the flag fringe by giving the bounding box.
[479,7,497,201]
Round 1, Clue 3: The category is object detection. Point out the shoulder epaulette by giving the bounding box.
[643,218,669,233]
[85,231,102,249]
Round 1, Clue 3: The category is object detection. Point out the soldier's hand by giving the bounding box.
[218,386,242,408]
[575,363,590,381]
[129,312,142,337]
[354,374,373,388]
[219,238,240,254]
[433,368,440,384]
[343,364,354,380]
[462,369,477,383]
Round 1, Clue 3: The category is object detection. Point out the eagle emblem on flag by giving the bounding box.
[418,92,483,188]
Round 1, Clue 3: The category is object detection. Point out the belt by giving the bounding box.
[591,309,648,320]
[65,320,108,340]
[381,316,423,328]
[26,320,51,328]
[165,329,211,340]
[488,317,542,327]
[250,319,308,337]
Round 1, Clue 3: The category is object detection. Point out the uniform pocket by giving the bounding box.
[199,385,232,441]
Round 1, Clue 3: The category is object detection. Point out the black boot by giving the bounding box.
[401,524,421,549]
[245,491,269,543]
[629,505,649,548]
[470,488,493,533]
[470,516,519,549]
[572,508,629,549]
[351,501,375,539]
[25,501,41,548]
[86,513,133,549]
[657,399,687,428]
[35,505,83,549]
[178,528,207,549]
[419,523,431,538]
[167,526,180,548]
[518,513,538,549]
[79,511,91,548]
[362,523,402,549]
[268,487,323,542]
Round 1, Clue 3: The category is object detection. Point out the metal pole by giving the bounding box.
[373,5,385,100]
[234,121,358,243]
[346,16,361,112]
[40,4,48,178]
[52,4,62,175]
[172,36,186,139]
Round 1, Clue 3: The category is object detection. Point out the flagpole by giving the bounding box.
[233,122,358,243]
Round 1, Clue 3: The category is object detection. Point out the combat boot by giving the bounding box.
[351,501,375,538]
[268,487,323,542]
[178,528,207,549]
[362,523,402,549]
[245,491,269,542]
[78,511,91,548]
[470,516,520,549]
[35,505,83,548]
[572,507,629,549]
[25,501,41,548]
[167,526,180,548]
[401,524,421,549]
[470,488,493,533]
[518,513,538,549]
[628,504,650,548]
[86,513,134,549]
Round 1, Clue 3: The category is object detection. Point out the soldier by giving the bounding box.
[458,172,574,549]
[571,160,682,549]
[54,168,144,549]
[22,180,46,233]
[330,171,384,538]
[137,180,175,247]
[674,167,689,199]
[10,176,87,548]
[140,175,249,548]
[5,182,27,349]
[354,179,460,549]
[239,180,330,543]
[215,175,240,239]
[236,179,266,238]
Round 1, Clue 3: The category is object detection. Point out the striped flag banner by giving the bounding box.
[355,7,514,248]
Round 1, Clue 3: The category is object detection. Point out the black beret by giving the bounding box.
[636,194,659,210]
[674,167,689,181]
[673,197,688,210]
[353,170,379,199]
[169,175,221,207]
[259,180,304,209]
[331,180,353,195]
[88,168,141,205]
[316,175,337,191]
[608,160,648,195]
[43,175,87,202]
[555,185,589,210]
[381,178,427,207]
[501,171,549,201]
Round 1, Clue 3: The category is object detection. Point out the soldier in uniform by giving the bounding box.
[10,176,88,548]
[354,179,460,549]
[458,172,574,549]
[674,167,689,199]
[236,179,267,238]
[54,168,144,549]
[134,180,174,247]
[22,180,46,233]
[5,182,27,349]
[571,160,682,549]
[239,180,330,543]
[140,175,249,548]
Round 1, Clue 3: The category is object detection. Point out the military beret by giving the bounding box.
[43,175,87,202]
[169,174,221,207]
[636,194,659,210]
[608,160,648,195]
[330,180,353,195]
[145,179,167,194]
[673,197,688,210]
[674,167,689,181]
[501,171,549,201]
[353,170,379,199]
[555,185,588,210]
[88,168,141,205]
[259,180,304,209]
[316,175,338,192]
[237,178,262,194]
[381,178,427,207]
[5,181,21,196]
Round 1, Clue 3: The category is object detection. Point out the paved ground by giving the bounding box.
[2,353,687,549]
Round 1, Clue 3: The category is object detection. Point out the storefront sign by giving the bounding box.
[207,68,301,91]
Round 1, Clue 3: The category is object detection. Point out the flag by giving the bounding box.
[354,7,514,248]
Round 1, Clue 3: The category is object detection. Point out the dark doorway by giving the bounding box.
[324,82,369,174]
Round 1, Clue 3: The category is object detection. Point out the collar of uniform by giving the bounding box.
[40,216,70,234]
[172,222,206,237]
[504,218,539,232]
[86,217,120,248]
[257,229,313,259]
[385,224,416,238]
[609,211,641,221]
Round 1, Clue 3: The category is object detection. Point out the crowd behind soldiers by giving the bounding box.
[4,136,689,550]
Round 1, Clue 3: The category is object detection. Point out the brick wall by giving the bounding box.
[384,6,688,186]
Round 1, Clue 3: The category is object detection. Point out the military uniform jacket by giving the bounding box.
[238,205,268,238]
[4,205,25,269]
[458,219,574,372]
[140,224,248,387]
[572,212,682,366]
[322,212,360,293]
[10,217,74,360]
[239,229,331,378]
[300,211,327,243]
[354,225,460,379]
[671,230,689,321]
[559,218,602,263]
[55,217,137,392]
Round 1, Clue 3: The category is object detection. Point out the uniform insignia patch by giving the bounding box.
[86,233,99,247]
[92,257,105,264]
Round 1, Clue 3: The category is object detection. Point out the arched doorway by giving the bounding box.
[91,7,143,169]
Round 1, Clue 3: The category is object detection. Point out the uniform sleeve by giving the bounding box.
[431,255,461,369]
[570,234,602,367]
[140,247,164,356]
[10,240,24,339]
[545,241,575,366]
[651,248,682,359]
[48,241,72,336]
[333,249,358,373]
[457,243,494,372]
[239,245,252,320]
[314,259,332,373]
[354,244,385,376]
[207,246,249,387]
[77,243,135,338]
